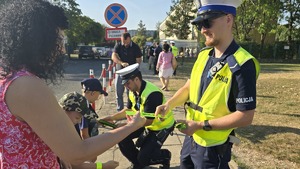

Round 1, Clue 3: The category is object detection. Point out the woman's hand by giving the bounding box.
[102,160,119,169]
[100,116,115,123]
[126,111,146,128]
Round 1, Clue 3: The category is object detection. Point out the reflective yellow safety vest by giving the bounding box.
[171,46,178,56]
[188,47,260,147]
[129,81,175,131]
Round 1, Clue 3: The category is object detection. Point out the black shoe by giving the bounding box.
[159,150,171,169]
[127,163,145,169]
[159,159,170,169]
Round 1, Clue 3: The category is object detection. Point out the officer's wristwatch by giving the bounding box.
[202,120,212,131]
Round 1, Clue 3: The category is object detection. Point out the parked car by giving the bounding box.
[92,47,104,59]
[78,46,96,59]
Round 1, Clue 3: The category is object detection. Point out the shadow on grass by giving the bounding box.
[257,95,276,98]
[260,63,300,73]
[259,111,300,117]
[236,124,300,144]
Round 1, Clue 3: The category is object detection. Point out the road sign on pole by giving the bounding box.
[105,27,127,40]
[104,3,127,28]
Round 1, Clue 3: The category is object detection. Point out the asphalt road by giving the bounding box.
[49,58,111,99]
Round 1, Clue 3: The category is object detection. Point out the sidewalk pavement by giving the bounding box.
[95,62,238,169]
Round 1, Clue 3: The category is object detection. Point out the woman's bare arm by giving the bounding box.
[6,76,145,164]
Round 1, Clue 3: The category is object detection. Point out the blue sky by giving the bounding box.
[76,0,173,30]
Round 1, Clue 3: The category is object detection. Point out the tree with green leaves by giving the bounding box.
[52,0,105,49]
[146,37,154,42]
[132,20,147,48]
[132,35,146,49]
[279,0,300,44]
[154,22,161,42]
[255,0,281,58]
[78,16,104,45]
[164,0,197,39]
[137,20,146,36]
[235,1,282,58]
[235,1,257,41]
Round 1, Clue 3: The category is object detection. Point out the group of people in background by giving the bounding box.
[0,0,260,169]
[146,40,177,91]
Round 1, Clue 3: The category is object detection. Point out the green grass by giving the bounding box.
[169,59,300,168]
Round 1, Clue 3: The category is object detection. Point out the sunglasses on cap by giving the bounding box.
[195,12,227,30]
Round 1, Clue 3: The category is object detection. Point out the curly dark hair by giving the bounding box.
[0,0,68,83]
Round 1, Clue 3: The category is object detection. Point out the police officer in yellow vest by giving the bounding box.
[155,0,260,168]
[102,63,175,169]
[170,41,179,75]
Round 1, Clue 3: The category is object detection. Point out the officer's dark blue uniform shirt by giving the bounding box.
[199,40,257,112]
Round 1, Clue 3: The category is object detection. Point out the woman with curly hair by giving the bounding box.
[0,0,145,168]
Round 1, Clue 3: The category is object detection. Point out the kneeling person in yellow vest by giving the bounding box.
[155,0,260,168]
[102,63,175,169]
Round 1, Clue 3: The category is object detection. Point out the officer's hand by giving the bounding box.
[127,111,146,128]
[103,160,119,169]
[155,104,170,120]
[176,119,200,136]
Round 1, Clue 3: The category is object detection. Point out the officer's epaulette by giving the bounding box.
[199,46,213,53]
[226,55,241,74]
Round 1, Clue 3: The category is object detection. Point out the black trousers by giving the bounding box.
[153,58,158,75]
[118,127,170,167]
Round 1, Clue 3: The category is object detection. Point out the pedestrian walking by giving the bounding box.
[156,44,174,91]
[153,42,162,75]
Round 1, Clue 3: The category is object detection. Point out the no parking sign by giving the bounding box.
[104,3,127,28]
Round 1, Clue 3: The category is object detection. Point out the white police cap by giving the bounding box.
[192,0,242,24]
[116,63,140,85]
[170,41,175,44]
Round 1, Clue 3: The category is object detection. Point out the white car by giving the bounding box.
[92,47,108,57]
